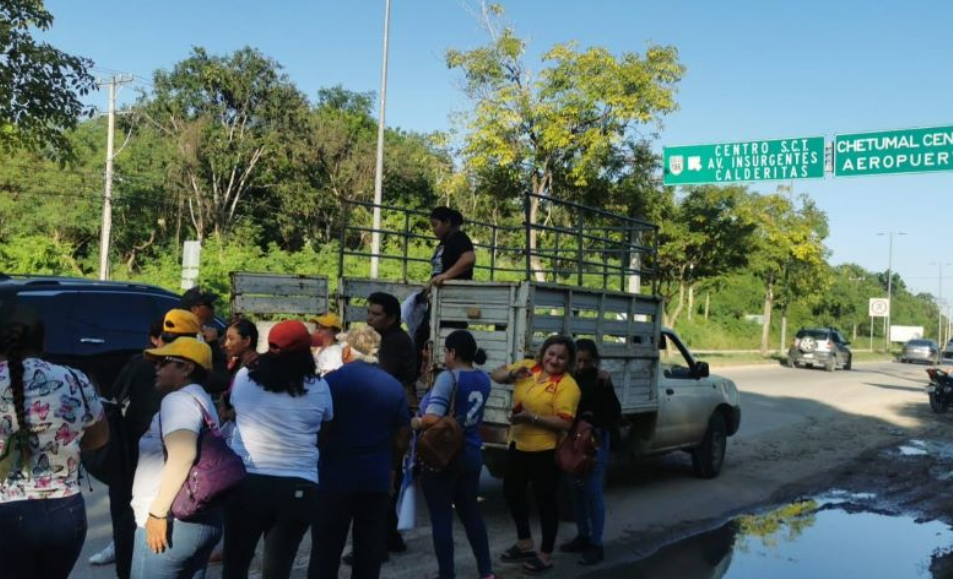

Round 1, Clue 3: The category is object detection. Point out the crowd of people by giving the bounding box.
[0,206,623,579]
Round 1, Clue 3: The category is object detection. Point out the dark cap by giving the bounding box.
[180,287,218,310]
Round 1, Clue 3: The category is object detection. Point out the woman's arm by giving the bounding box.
[490,365,513,383]
[431,251,476,286]
[145,430,197,553]
[491,364,531,384]
[510,411,572,433]
[412,413,442,431]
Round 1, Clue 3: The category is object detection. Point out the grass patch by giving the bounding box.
[693,350,897,369]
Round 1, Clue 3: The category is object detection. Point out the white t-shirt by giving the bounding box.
[228,367,333,483]
[130,384,217,527]
[314,343,344,377]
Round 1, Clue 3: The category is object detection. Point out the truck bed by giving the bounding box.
[430,281,662,426]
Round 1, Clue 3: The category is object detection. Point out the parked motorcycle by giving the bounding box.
[925,367,953,413]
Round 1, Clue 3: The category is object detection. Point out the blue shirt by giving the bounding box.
[320,361,410,493]
[422,368,491,449]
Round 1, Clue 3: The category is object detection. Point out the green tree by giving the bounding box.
[265,86,452,249]
[0,0,95,160]
[749,193,829,354]
[139,47,310,240]
[655,185,758,327]
[446,3,684,280]
[0,120,105,273]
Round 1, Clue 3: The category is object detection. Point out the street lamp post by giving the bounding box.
[877,231,906,351]
[370,0,393,279]
[932,261,952,344]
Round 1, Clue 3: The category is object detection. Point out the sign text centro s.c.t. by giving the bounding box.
[663,137,825,185]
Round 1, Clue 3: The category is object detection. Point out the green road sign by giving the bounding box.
[663,137,825,185]
[834,125,953,177]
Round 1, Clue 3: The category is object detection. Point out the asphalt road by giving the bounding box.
[69,360,937,578]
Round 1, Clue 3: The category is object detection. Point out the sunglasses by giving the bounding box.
[156,357,187,368]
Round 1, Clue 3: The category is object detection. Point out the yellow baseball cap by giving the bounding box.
[313,312,343,331]
[163,309,201,336]
[144,337,212,370]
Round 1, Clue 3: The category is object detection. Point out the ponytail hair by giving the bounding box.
[445,330,486,365]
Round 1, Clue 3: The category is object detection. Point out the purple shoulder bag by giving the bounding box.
[160,394,246,520]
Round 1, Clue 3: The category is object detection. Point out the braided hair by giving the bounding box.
[0,306,45,433]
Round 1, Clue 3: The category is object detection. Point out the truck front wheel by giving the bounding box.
[691,413,727,479]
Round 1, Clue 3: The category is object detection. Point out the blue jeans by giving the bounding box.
[131,509,223,579]
[572,428,609,546]
[0,493,87,579]
[421,446,493,579]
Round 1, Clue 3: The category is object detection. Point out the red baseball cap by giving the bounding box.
[268,320,311,354]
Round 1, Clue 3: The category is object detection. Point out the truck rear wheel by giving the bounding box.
[691,413,727,479]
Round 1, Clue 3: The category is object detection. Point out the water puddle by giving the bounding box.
[896,439,953,460]
[590,492,953,578]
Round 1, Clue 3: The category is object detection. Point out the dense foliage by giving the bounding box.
[0,4,941,347]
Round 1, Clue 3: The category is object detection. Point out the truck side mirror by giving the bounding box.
[693,361,710,379]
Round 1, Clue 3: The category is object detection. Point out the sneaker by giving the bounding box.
[579,545,604,566]
[558,535,591,553]
[88,541,116,566]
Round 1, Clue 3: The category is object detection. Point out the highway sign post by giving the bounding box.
[869,297,890,353]
[834,125,953,177]
[869,298,890,317]
[663,137,825,185]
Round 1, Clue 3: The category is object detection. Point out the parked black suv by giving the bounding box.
[787,327,852,372]
[0,275,189,398]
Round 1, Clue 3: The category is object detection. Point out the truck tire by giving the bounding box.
[691,413,727,479]
[825,357,835,372]
[844,355,852,371]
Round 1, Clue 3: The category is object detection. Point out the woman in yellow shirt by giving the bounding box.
[490,335,581,575]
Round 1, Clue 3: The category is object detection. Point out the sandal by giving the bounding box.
[501,545,537,563]
[522,556,554,575]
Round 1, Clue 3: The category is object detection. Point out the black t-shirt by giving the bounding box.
[431,230,475,280]
[574,368,622,430]
[378,324,419,410]
[113,354,166,446]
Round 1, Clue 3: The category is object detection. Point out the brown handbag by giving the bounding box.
[417,372,465,471]
[556,419,598,477]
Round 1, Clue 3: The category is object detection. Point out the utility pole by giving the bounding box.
[877,231,906,351]
[98,74,134,280]
[370,0,393,279]
[931,262,951,343]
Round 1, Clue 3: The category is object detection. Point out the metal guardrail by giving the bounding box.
[338,193,659,292]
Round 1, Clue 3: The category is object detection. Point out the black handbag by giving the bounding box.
[74,369,129,486]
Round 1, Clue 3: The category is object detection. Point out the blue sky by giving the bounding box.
[43,1,953,301]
